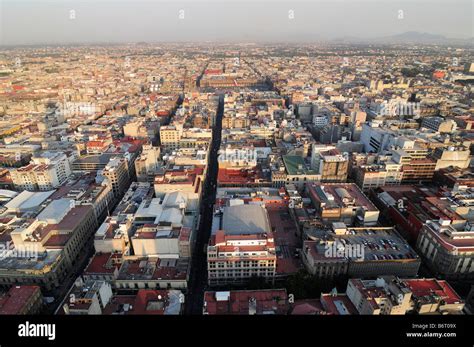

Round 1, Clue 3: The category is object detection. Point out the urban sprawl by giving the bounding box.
[0,43,473,315]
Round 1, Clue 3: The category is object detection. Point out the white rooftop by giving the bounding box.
[5,190,55,212]
[37,198,73,224]
[0,190,18,199]
[223,205,271,235]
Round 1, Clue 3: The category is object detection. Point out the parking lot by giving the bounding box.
[337,228,419,261]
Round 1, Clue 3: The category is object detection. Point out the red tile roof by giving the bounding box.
[0,286,41,315]
[204,289,288,315]
[84,252,121,275]
[404,278,463,304]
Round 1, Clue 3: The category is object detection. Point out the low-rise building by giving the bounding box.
[306,182,380,226]
[0,199,98,291]
[317,149,349,183]
[60,279,113,315]
[421,117,457,133]
[203,289,288,314]
[272,155,319,188]
[345,276,464,315]
[154,165,203,201]
[102,289,182,315]
[302,224,421,279]
[346,277,412,315]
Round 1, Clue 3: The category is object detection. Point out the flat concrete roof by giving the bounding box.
[37,198,72,224]
[5,190,55,212]
[222,205,270,235]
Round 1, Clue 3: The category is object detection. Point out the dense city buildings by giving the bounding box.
[346,276,464,315]
[0,39,472,321]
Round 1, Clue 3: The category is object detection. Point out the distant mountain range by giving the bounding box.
[333,31,473,46]
[1,31,472,48]
[375,31,472,45]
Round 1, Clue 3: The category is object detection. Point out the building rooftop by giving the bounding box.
[307,182,378,211]
[0,250,60,272]
[222,204,271,235]
[423,221,474,253]
[37,198,72,224]
[283,155,317,175]
[117,257,189,281]
[0,285,41,315]
[204,289,288,315]
[304,225,419,262]
[320,293,359,315]
[103,289,182,315]
[291,300,325,315]
[84,252,122,275]
[4,190,55,212]
[217,167,268,185]
[404,278,463,305]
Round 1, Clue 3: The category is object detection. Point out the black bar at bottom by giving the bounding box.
[0,315,471,346]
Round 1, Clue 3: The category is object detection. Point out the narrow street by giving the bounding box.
[184,94,224,314]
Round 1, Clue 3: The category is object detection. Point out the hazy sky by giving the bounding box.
[0,0,472,45]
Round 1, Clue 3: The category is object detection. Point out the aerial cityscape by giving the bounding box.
[0,0,472,344]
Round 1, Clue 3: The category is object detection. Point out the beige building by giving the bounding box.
[432,146,471,170]
[354,162,402,192]
[123,120,160,140]
[306,183,380,226]
[302,240,349,278]
[369,79,410,91]
[173,147,208,167]
[10,152,72,191]
[345,276,464,315]
[0,200,97,291]
[318,149,349,183]
[61,279,113,315]
[159,125,182,151]
[208,229,276,286]
[302,224,421,279]
[222,116,250,129]
[346,277,412,315]
[154,166,204,201]
[102,157,130,200]
[417,220,474,280]
[135,145,161,182]
[272,155,320,188]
